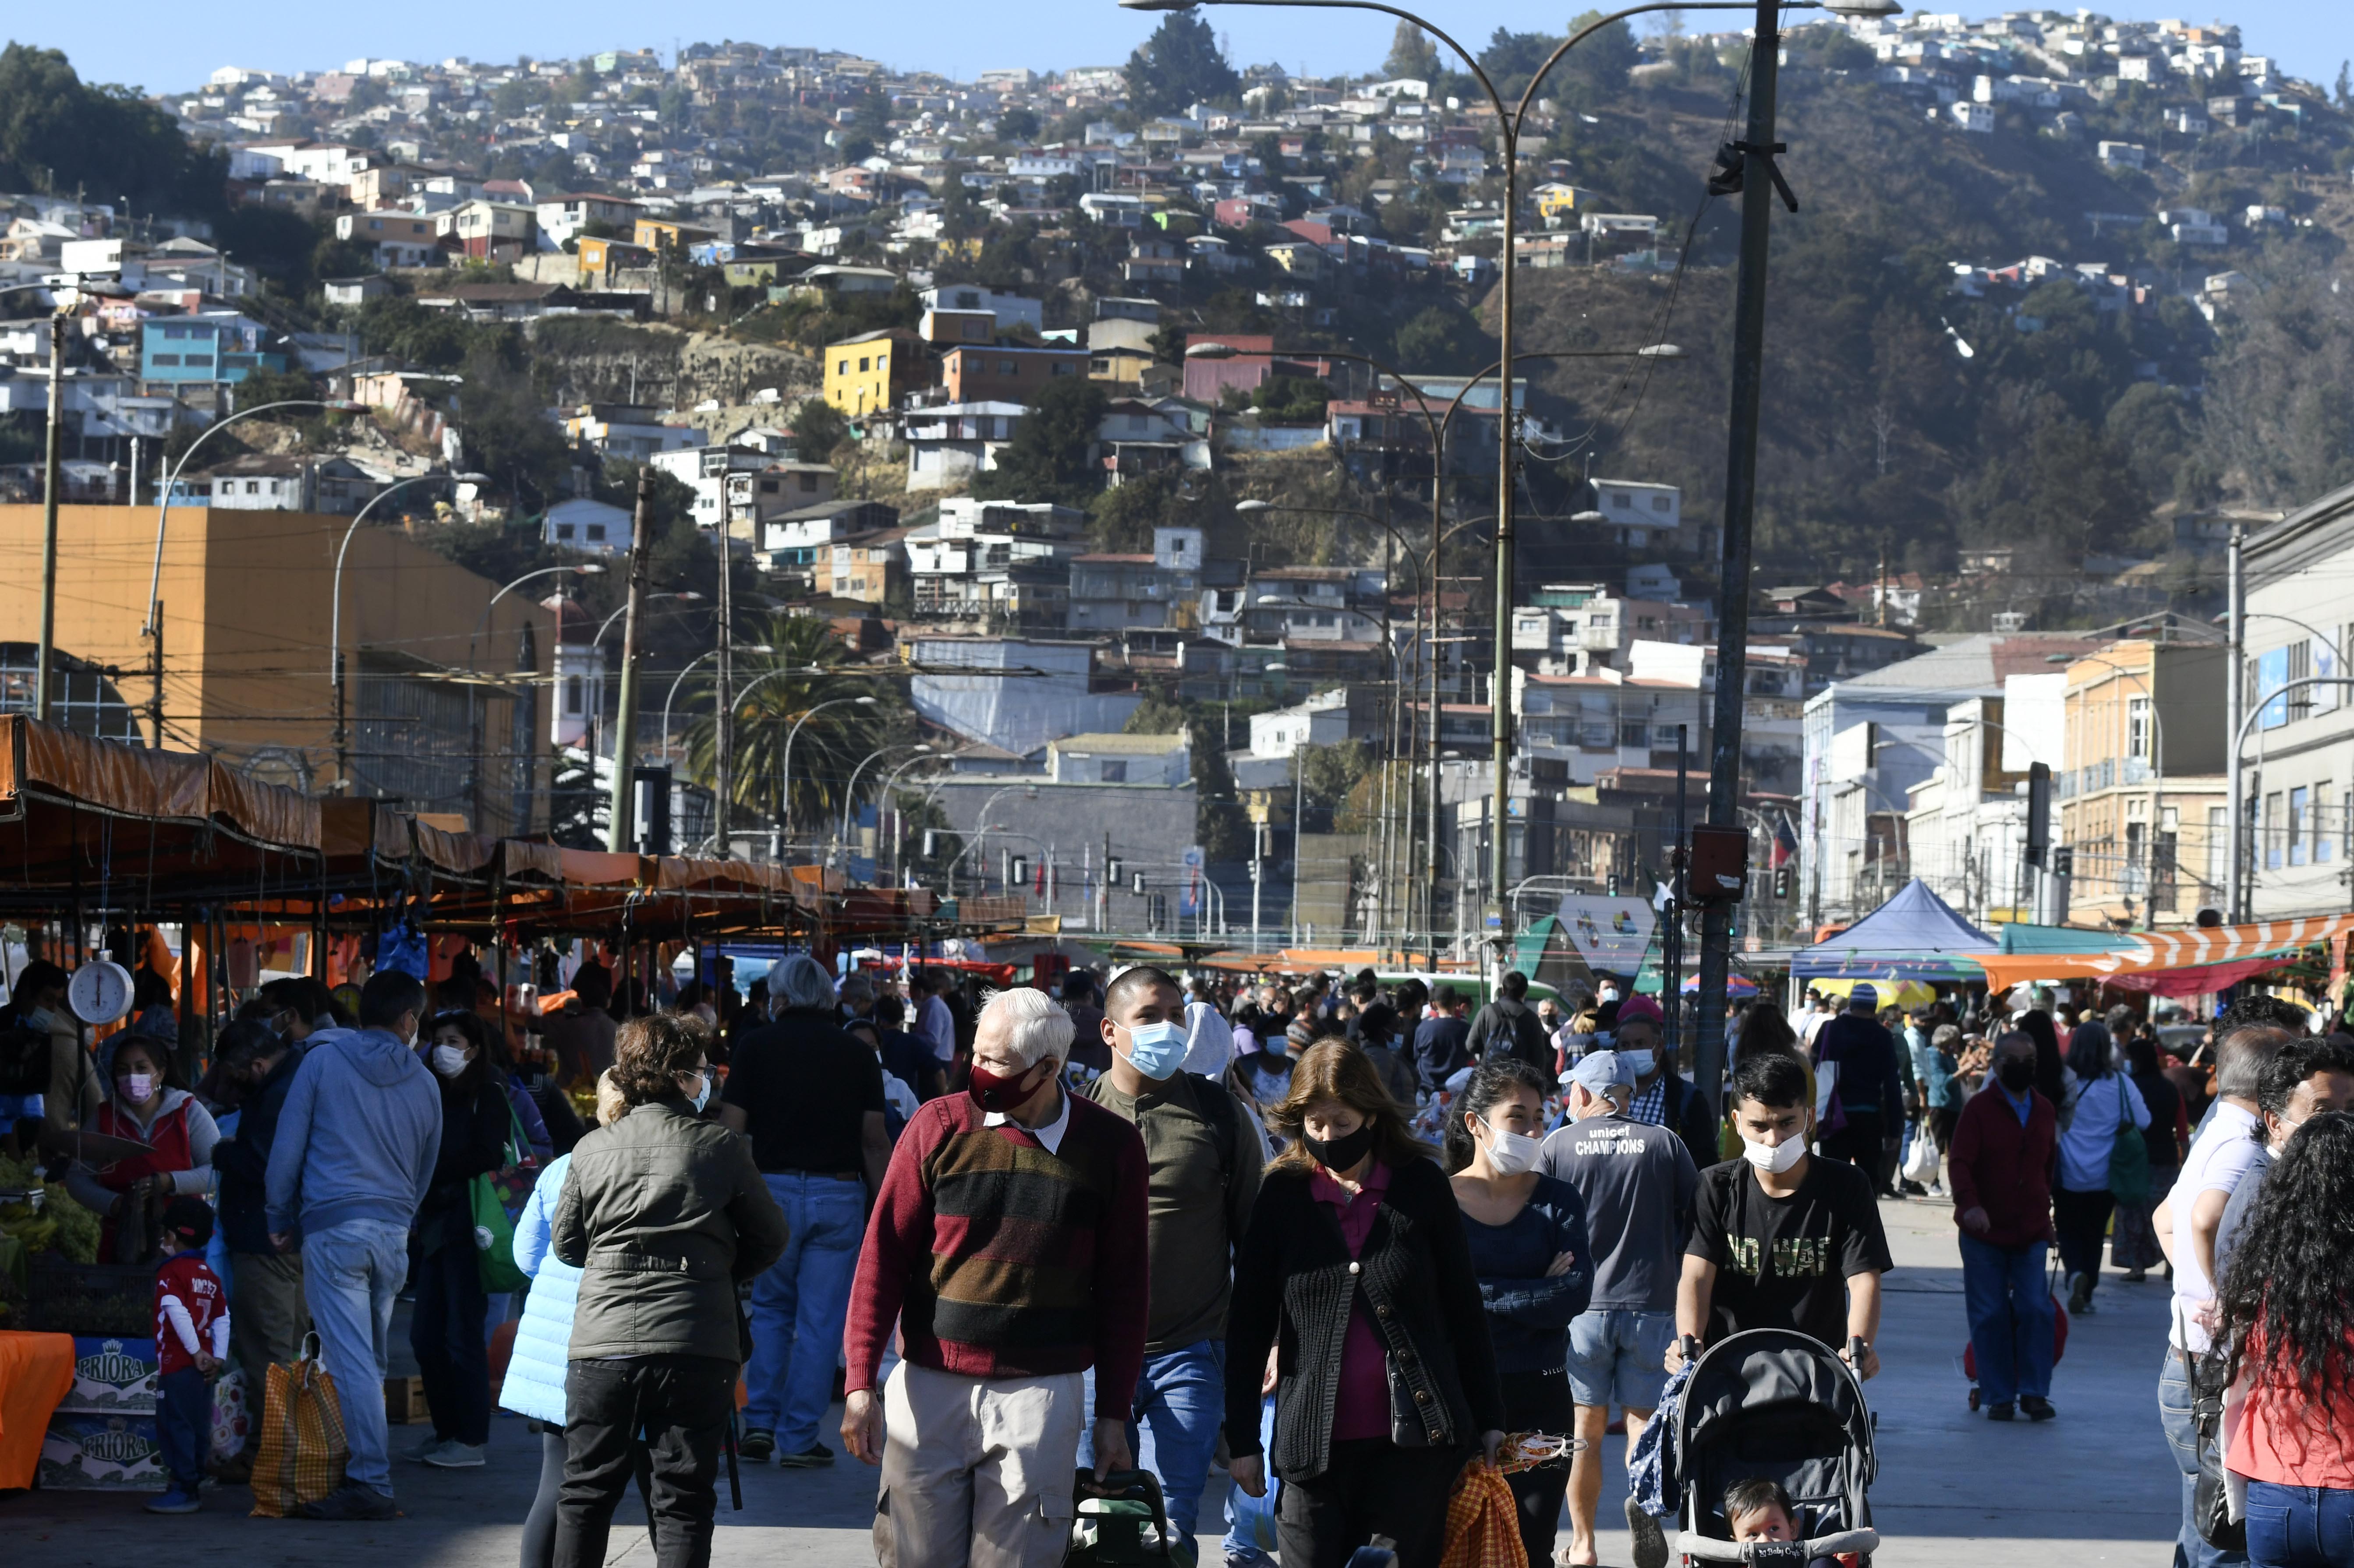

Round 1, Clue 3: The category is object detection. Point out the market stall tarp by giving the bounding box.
[1974,912,2354,991]
[1791,879,1996,981]
[0,715,318,853]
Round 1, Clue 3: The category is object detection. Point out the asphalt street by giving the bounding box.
[10,1194,2180,1568]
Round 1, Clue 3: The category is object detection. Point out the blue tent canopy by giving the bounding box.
[1792,878,1996,982]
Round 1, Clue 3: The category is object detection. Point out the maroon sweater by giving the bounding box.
[1947,1085,2058,1248]
[843,1090,1150,1418]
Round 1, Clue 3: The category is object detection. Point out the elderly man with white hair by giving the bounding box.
[842,984,1151,1568]
[718,953,890,1467]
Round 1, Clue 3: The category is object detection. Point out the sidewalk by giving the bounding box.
[11,1196,2180,1567]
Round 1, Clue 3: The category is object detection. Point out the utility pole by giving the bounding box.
[2226,520,2245,921]
[605,467,656,852]
[1693,0,1794,1121]
[713,463,735,858]
[35,310,64,723]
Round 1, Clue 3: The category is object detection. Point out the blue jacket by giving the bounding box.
[500,1154,579,1427]
[264,1028,441,1237]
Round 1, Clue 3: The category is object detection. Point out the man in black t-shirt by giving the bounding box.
[718,954,890,1467]
[1667,1052,1891,1380]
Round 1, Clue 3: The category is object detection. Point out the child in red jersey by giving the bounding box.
[150,1196,230,1514]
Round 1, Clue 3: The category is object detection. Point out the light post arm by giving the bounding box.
[331,472,444,792]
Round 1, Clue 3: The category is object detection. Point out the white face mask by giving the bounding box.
[1619,1049,1657,1079]
[121,1072,156,1102]
[430,1043,470,1078]
[1742,1130,1809,1175]
[1482,1121,1542,1176]
[25,1006,56,1033]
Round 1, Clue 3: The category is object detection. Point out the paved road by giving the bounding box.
[12,1194,2180,1567]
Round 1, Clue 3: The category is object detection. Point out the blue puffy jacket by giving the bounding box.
[499,1153,578,1427]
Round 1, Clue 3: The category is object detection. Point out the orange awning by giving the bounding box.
[1974,912,2354,990]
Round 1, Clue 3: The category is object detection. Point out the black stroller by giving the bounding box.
[1666,1330,1880,1565]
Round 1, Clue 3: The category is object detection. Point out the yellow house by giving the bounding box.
[823,328,930,417]
[631,217,718,253]
[1088,345,1155,386]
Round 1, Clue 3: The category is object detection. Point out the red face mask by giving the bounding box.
[968,1058,1045,1113]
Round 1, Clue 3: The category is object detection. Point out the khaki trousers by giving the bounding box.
[229,1249,308,1387]
[878,1360,1085,1568]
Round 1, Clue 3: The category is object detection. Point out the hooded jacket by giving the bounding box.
[265,1028,442,1237]
[214,1043,306,1255]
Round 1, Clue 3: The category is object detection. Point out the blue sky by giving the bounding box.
[18,3,2353,101]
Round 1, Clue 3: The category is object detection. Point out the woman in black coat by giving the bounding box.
[408,1008,516,1467]
[1225,1039,1506,1568]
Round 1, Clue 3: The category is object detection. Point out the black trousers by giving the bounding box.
[1278,1438,1467,1568]
[527,1426,656,1568]
[555,1355,736,1568]
[1819,1112,1888,1194]
[2053,1187,2117,1300]
[411,1232,491,1446]
[1501,1367,1573,1568]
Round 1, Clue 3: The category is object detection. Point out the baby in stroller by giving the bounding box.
[1667,1329,1880,1566]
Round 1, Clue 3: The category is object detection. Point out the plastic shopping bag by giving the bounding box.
[248,1334,350,1518]
[209,1366,250,1462]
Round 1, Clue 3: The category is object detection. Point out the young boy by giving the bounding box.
[151,1195,230,1515]
[1725,1478,1848,1568]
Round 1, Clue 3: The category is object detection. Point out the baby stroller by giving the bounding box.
[1667,1330,1880,1565]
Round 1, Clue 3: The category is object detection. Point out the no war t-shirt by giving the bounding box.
[1687,1155,1892,1349]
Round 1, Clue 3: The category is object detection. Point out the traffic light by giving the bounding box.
[1131,871,1147,895]
[1010,855,1029,886]
[1773,865,1792,900]
[1607,873,1620,897]
[923,829,938,857]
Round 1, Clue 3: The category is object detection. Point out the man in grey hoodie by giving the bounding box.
[265,969,442,1520]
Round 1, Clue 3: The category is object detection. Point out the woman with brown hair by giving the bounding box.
[549,1013,789,1568]
[1223,1039,1505,1568]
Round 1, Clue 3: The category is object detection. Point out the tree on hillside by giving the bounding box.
[973,376,1108,507]
[1126,14,1241,118]
[0,45,225,217]
[1553,11,1641,109]
[1384,22,1441,82]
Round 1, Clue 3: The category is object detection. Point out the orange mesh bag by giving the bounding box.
[248,1333,350,1518]
[1438,1461,1528,1568]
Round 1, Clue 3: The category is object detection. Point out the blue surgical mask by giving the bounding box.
[688,1071,712,1113]
[1122,1020,1187,1081]
[1619,1049,1657,1079]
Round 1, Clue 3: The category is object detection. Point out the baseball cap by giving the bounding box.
[1564,1050,1635,1095]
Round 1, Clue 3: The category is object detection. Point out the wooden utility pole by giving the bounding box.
[35,311,64,723]
[605,468,657,852]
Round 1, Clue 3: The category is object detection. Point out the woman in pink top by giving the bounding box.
[2216,1110,2354,1567]
[1223,1038,1506,1568]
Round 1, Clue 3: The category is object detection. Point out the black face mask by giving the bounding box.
[1302,1120,1377,1173]
[1996,1057,2036,1093]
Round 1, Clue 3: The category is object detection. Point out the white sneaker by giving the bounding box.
[421,1440,487,1469]
[402,1433,442,1462]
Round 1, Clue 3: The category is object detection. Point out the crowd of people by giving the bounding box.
[11,944,2354,1568]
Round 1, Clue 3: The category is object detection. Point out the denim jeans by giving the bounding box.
[2159,1346,2248,1568]
[1222,1393,1281,1566]
[1958,1234,2054,1404]
[2244,1480,2354,1568]
[303,1218,410,1496]
[1078,1340,1227,1565]
[156,1366,211,1489]
[743,1172,867,1450]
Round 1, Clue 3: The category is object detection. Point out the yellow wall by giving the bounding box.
[0,505,551,830]
[824,337,900,417]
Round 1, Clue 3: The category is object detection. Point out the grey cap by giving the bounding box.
[1564,1049,1635,1095]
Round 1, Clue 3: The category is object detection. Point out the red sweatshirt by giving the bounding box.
[842,1089,1150,1418]
[1947,1085,2058,1249]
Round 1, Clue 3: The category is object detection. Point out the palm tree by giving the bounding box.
[680,613,904,838]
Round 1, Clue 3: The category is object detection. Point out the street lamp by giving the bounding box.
[658,644,776,767]
[698,682,877,855]
[466,565,606,675]
[330,473,451,793]
[841,742,931,852]
[595,590,702,646]
[877,747,949,883]
[138,395,366,744]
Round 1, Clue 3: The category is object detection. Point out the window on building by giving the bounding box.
[2322,785,2338,865]
[1101,759,1128,783]
[837,360,849,374]
[1652,495,1671,511]
[1614,493,1632,509]
[2127,696,2152,759]
[2208,805,2228,889]
[152,353,180,367]
[857,356,871,373]
[2266,791,2284,869]
[1000,360,1017,375]
[2291,785,2312,865]
[587,524,606,541]
[2290,640,2313,719]
[556,524,576,540]
[565,675,584,716]
[1619,720,1647,748]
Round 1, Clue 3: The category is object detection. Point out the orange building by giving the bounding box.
[0,504,553,835]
